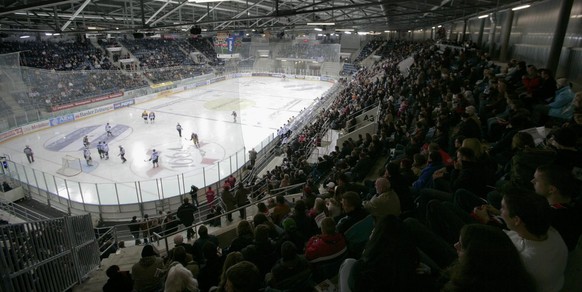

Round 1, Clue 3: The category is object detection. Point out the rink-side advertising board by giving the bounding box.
[50,114,75,126]
[0,128,23,143]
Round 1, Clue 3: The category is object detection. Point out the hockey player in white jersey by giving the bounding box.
[102,142,110,159]
[83,147,93,166]
[148,149,159,168]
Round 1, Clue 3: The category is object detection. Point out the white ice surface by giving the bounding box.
[0,77,332,204]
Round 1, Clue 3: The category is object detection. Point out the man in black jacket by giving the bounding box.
[177,198,197,241]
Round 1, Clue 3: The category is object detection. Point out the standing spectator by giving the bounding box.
[163,211,180,236]
[235,183,250,219]
[206,186,216,207]
[177,198,197,241]
[222,185,236,222]
[193,225,220,264]
[140,214,153,244]
[131,245,164,292]
[189,185,200,207]
[225,175,236,189]
[23,145,34,163]
[176,123,183,137]
[129,216,141,245]
[248,148,257,168]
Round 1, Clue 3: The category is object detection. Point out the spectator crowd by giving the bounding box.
[102,38,581,292]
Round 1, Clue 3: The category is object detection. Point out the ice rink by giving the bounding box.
[0,77,333,204]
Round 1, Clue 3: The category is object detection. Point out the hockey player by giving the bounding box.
[176,123,183,137]
[97,141,104,159]
[83,135,90,147]
[149,111,155,123]
[23,145,34,163]
[105,123,113,136]
[141,110,149,123]
[232,111,237,122]
[83,147,93,166]
[190,132,200,148]
[118,145,127,163]
[102,142,110,159]
[149,149,159,168]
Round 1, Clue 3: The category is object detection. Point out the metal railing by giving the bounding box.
[0,214,100,292]
[0,196,48,222]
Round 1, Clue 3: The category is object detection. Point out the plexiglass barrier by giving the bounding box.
[0,68,342,221]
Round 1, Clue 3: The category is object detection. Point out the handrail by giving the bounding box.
[0,196,49,222]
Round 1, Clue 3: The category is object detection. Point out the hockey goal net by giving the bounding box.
[56,155,83,177]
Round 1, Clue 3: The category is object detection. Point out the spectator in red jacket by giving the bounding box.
[305,217,346,261]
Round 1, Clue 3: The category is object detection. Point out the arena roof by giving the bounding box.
[0,0,534,35]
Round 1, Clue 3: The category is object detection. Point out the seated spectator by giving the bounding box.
[267,241,313,290]
[248,224,278,278]
[336,191,369,234]
[167,246,200,279]
[362,177,401,220]
[102,265,133,292]
[271,195,291,225]
[501,185,568,292]
[339,215,424,292]
[412,151,445,191]
[131,245,164,292]
[165,234,197,265]
[305,217,347,262]
[290,200,318,240]
[308,197,329,228]
[533,78,574,125]
[165,247,199,292]
[223,261,262,292]
[228,220,254,253]
[443,224,535,292]
[211,251,244,292]
[532,164,582,251]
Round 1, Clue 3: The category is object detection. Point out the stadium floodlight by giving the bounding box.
[478,14,489,19]
[188,0,234,3]
[512,4,530,11]
[307,22,335,26]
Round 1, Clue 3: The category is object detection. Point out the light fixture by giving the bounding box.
[45,33,53,36]
[336,28,354,32]
[357,32,368,35]
[384,30,390,33]
[87,26,98,30]
[437,25,442,28]
[307,22,335,26]
[345,31,352,34]
[314,28,322,31]
[478,14,489,19]
[432,26,435,29]
[408,30,411,32]
[20,35,30,39]
[512,4,531,11]
[53,33,60,36]
[188,0,231,2]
